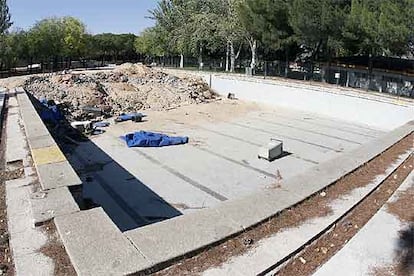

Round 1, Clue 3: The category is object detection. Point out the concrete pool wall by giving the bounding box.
[202,74,414,131]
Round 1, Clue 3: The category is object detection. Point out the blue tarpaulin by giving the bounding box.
[122,131,189,147]
[39,98,64,124]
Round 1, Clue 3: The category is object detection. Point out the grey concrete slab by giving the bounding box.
[30,187,80,225]
[6,177,54,275]
[85,134,226,208]
[218,189,303,229]
[54,208,151,276]
[186,126,319,171]
[6,104,27,163]
[36,161,82,190]
[20,112,50,140]
[254,110,384,140]
[27,134,56,149]
[256,105,386,132]
[81,178,144,231]
[125,207,244,266]
[202,121,339,162]
[14,253,54,276]
[136,145,275,199]
[240,117,363,151]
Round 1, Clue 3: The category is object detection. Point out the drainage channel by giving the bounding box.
[261,154,413,276]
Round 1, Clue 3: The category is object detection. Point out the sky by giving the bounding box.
[7,0,159,34]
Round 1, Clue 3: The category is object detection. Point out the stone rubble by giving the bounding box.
[23,63,217,121]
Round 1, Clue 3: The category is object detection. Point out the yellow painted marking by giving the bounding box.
[32,146,66,166]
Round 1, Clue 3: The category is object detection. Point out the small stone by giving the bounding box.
[320,191,327,197]
[330,243,335,247]
[243,238,254,246]
[299,257,307,264]
[321,247,328,254]
[354,224,358,229]
[393,174,398,179]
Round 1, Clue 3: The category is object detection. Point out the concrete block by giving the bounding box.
[258,140,283,161]
[125,207,243,266]
[30,187,80,225]
[55,208,150,276]
[36,161,82,190]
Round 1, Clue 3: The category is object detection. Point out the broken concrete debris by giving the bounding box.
[115,112,146,123]
[23,63,217,121]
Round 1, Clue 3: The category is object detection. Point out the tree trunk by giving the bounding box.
[225,41,230,72]
[250,39,257,70]
[285,48,289,77]
[230,41,236,73]
[180,54,184,68]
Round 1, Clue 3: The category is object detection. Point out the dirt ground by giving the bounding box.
[154,134,413,276]
[39,222,76,276]
[107,98,263,135]
[0,76,28,90]
[0,100,15,276]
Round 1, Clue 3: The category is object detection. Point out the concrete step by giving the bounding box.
[30,187,80,225]
[54,207,151,276]
[16,87,82,190]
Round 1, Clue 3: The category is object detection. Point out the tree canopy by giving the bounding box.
[142,0,413,69]
[1,0,413,72]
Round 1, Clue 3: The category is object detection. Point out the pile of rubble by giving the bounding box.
[23,63,217,120]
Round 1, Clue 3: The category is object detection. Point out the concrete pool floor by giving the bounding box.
[65,99,386,231]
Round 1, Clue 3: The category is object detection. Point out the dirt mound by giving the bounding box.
[113,63,152,77]
[23,64,217,120]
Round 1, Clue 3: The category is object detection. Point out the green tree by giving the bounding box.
[0,0,12,70]
[239,0,294,72]
[0,0,11,34]
[62,16,87,66]
[28,18,65,69]
[289,0,349,61]
[134,27,166,58]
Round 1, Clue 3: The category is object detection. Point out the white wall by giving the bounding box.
[204,75,414,131]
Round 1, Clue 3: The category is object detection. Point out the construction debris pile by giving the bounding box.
[24,63,217,121]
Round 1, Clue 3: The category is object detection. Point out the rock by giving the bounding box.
[299,257,307,264]
[321,247,328,254]
[320,191,327,197]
